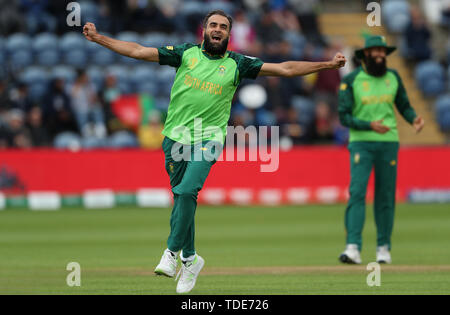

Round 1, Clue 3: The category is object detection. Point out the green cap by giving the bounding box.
[355,35,396,60]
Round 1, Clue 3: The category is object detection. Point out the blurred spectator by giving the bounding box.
[9,82,33,112]
[230,10,257,54]
[287,0,326,46]
[5,109,32,149]
[313,100,334,143]
[43,78,78,139]
[138,110,164,149]
[0,80,12,114]
[280,107,312,144]
[101,74,126,134]
[26,105,50,147]
[404,6,432,62]
[70,70,106,139]
[0,0,25,35]
[19,0,57,34]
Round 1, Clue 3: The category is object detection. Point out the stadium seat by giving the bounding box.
[291,96,315,125]
[5,34,32,54]
[156,66,176,97]
[36,50,60,67]
[255,109,277,126]
[82,137,108,149]
[141,33,168,48]
[415,61,446,96]
[9,50,33,70]
[107,131,139,148]
[91,49,117,66]
[32,33,58,53]
[53,132,82,150]
[63,49,88,68]
[80,0,100,24]
[283,31,306,59]
[381,0,411,33]
[20,66,49,85]
[205,0,235,15]
[86,66,105,91]
[182,1,208,16]
[59,32,86,53]
[51,65,77,83]
[28,82,48,100]
[106,65,131,94]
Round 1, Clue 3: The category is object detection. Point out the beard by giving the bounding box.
[204,33,229,56]
[364,55,387,77]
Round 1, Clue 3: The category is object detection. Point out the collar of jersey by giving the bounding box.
[200,41,228,60]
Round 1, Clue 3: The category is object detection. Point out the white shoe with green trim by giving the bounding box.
[176,255,205,294]
[154,249,178,278]
[376,245,392,264]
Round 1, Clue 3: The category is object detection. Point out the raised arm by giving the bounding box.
[258,53,346,77]
[83,22,159,62]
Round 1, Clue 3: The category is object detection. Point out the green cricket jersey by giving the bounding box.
[157,43,264,145]
[338,66,417,142]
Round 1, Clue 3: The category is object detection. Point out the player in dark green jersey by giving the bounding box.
[84,10,346,293]
[338,36,425,265]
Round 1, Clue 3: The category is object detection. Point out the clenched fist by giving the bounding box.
[83,22,98,42]
[331,53,346,69]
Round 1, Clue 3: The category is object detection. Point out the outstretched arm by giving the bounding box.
[83,22,159,62]
[258,53,346,77]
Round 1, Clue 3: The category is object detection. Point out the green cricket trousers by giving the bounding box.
[162,136,221,258]
[345,141,399,251]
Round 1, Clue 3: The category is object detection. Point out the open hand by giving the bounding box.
[331,53,347,69]
[413,116,425,133]
[83,22,98,42]
[370,119,390,134]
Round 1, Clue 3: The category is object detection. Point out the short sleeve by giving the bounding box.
[228,52,264,83]
[158,43,193,68]
[237,55,264,80]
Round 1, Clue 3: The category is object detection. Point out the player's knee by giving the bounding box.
[173,185,198,198]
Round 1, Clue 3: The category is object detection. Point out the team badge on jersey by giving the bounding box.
[188,57,198,70]
[218,66,226,76]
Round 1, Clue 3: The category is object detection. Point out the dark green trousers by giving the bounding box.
[345,141,399,251]
[162,137,221,258]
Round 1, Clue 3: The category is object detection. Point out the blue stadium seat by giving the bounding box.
[51,65,77,83]
[107,131,138,148]
[182,1,208,15]
[381,0,411,33]
[131,65,156,84]
[6,34,32,54]
[156,66,176,97]
[28,82,48,100]
[59,32,86,53]
[20,66,50,85]
[91,49,116,66]
[205,0,235,15]
[86,66,105,91]
[54,132,82,150]
[32,33,58,53]
[9,50,33,70]
[291,96,315,125]
[137,82,159,95]
[255,109,277,126]
[283,31,306,59]
[106,65,131,94]
[141,33,167,48]
[415,61,446,96]
[36,50,60,67]
[80,0,100,24]
[63,49,88,67]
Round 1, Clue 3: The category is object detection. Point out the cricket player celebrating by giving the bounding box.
[83,10,346,293]
[338,35,425,265]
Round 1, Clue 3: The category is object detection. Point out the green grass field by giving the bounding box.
[0,204,449,295]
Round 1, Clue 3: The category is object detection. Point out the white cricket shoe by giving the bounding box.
[176,255,205,294]
[154,249,178,278]
[376,245,392,264]
[339,244,362,264]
